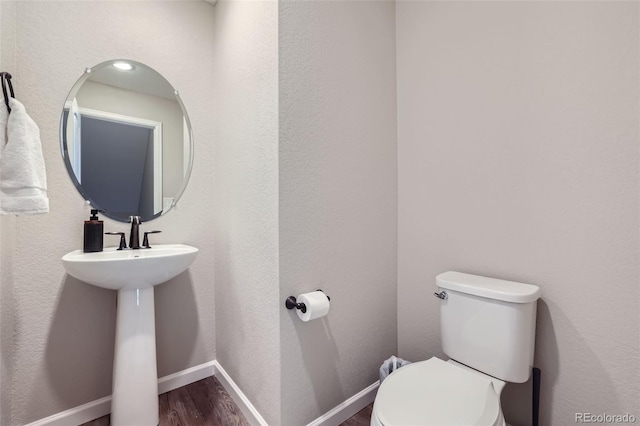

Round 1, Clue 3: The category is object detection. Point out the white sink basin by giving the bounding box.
[62,244,198,290]
[61,243,198,425]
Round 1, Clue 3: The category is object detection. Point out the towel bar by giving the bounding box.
[0,72,14,113]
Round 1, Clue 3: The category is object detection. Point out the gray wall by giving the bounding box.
[0,2,14,422]
[279,1,397,424]
[212,1,281,424]
[397,2,640,424]
[0,216,15,426]
[212,2,397,425]
[0,2,216,423]
[0,5,13,424]
[3,2,638,425]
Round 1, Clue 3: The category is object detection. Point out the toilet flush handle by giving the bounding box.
[434,291,448,300]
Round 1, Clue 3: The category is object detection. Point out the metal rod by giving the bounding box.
[532,367,541,426]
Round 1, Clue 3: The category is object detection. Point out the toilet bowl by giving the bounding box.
[371,357,505,426]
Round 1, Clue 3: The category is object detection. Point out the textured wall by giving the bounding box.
[0,221,16,423]
[0,221,12,426]
[279,1,397,424]
[212,1,281,424]
[0,213,14,426]
[397,2,639,425]
[0,2,216,424]
[1,4,18,424]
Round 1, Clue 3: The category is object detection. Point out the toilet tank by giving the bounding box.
[436,271,541,383]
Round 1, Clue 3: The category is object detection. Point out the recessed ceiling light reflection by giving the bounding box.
[113,62,133,71]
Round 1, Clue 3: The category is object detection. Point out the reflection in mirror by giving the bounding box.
[60,60,193,222]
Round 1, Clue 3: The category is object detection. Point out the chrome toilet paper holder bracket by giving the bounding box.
[285,289,330,314]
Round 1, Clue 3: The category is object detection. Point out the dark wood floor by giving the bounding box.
[82,377,248,426]
[340,403,373,426]
[81,377,373,426]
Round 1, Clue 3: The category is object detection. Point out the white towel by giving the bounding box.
[0,97,49,215]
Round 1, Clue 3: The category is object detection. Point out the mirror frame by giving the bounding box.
[59,59,194,223]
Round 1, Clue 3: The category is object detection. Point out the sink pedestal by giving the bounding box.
[111,287,159,426]
[61,244,199,425]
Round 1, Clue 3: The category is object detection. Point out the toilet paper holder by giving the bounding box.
[285,289,330,313]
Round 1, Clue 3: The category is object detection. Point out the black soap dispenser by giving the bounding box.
[84,209,104,253]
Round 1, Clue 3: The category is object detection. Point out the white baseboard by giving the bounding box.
[158,360,216,394]
[26,360,217,426]
[25,396,112,426]
[307,381,379,426]
[213,361,377,426]
[26,359,377,426]
[212,360,269,426]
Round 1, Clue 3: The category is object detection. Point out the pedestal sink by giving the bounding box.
[62,244,198,426]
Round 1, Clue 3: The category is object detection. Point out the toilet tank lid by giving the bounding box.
[437,271,541,303]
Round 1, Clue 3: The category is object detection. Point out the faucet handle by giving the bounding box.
[105,232,127,250]
[142,230,162,249]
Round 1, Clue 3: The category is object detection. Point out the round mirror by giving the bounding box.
[60,60,193,222]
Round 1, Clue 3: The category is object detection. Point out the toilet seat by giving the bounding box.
[372,357,503,426]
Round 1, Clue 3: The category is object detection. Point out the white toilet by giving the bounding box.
[371,271,541,426]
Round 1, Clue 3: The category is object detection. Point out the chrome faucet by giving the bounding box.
[129,216,142,249]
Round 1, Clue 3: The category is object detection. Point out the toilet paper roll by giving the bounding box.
[296,291,330,322]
